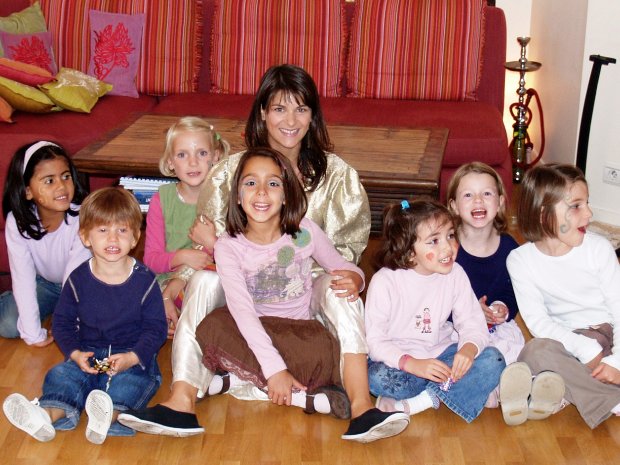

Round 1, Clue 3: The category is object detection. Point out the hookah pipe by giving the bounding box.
[508,87,545,173]
[505,37,543,183]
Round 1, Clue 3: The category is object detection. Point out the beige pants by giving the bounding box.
[171,270,368,398]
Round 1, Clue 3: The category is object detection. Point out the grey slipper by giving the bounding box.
[528,371,565,420]
[499,362,532,426]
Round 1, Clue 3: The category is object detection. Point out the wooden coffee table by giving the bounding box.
[73,114,447,234]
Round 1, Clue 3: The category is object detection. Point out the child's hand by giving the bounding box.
[451,343,477,381]
[404,357,451,382]
[164,298,180,338]
[189,215,217,253]
[479,296,508,325]
[591,362,620,385]
[266,369,307,406]
[586,351,604,370]
[174,249,213,271]
[70,350,99,374]
[329,270,363,301]
[107,351,140,375]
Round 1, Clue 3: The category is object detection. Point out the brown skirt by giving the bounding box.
[196,307,342,393]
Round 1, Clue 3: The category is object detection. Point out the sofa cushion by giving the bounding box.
[0,57,54,86]
[0,30,57,74]
[39,0,202,95]
[210,0,346,97]
[0,75,58,113]
[0,1,48,57]
[88,10,144,98]
[40,68,113,113]
[347,0,486,100]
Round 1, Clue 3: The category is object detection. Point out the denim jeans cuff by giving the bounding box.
[38,399,80,431]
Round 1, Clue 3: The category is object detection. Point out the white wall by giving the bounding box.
[498,0,620,225]
[579,1,620,225]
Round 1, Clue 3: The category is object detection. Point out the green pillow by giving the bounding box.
[0,2,48,57]
[0,75,59,113]
[40,68,113,113]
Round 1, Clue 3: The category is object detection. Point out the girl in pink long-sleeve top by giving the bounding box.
[196,147,409,436]
[366,200,506,423]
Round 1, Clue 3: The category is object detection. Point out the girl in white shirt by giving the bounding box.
[505,164,620,429]
[0,141,90,346]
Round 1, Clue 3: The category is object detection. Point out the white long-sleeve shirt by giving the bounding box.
[5,209,91,344]
[507,232,620,370]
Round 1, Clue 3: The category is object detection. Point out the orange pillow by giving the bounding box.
[0,57,54,86]
[0,94,14,122]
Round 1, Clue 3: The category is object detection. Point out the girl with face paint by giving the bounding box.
[504,164,620,429]
[0,141,90,346]
[364,199,506,424]
[144,117,230,337]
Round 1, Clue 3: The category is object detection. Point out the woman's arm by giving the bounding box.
[319,158,371,265]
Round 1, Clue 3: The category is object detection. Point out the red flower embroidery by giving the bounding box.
[93,22,135,81]
[9,36,53,73]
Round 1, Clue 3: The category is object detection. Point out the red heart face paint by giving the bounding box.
[412,217,458,276]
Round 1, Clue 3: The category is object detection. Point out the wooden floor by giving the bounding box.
[3,188,620,464]
[3,333,620,465]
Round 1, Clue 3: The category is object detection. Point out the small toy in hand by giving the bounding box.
[439,377,453,392]
[93,357,111,374]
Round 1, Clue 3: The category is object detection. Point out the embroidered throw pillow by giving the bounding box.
[87,10,143,98]
[210,0,346,97]
[0,31,57,74]
[0,2,48,57]
[39,0,202,96]
[0,57,54,87]
[347,0,486,101]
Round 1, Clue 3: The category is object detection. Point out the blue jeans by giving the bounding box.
[39,347,162,436]
[0,276,61,338]
[368,344,506,423]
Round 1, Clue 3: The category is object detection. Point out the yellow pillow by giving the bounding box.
[39,68,113,113]
[0,75,58,113]
[0,2,48,57]
[0,94,13,122]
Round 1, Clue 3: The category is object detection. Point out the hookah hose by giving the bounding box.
[509,88,545,169]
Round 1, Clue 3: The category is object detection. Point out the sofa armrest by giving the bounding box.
[477,6,507,113]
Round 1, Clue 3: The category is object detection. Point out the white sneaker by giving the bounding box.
[85,390,114,445]
[3,393,55,442]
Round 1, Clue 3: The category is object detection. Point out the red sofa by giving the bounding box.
[0,0,510,288]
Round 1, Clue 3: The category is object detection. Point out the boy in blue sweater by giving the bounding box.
[3,187,167,444]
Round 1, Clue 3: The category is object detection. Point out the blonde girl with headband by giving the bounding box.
[0,141,90,346]
[143,116,230,336]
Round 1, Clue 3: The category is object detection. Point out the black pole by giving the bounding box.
[576,54,616,174]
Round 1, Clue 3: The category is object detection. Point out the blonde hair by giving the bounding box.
[79,187,143,241]
[159,116,231,177]
[446,161,508,233]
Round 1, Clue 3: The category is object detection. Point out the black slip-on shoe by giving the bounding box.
[341,408,409,443]
[117,404,204,437]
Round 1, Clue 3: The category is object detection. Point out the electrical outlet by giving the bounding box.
[603,165,620,185]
